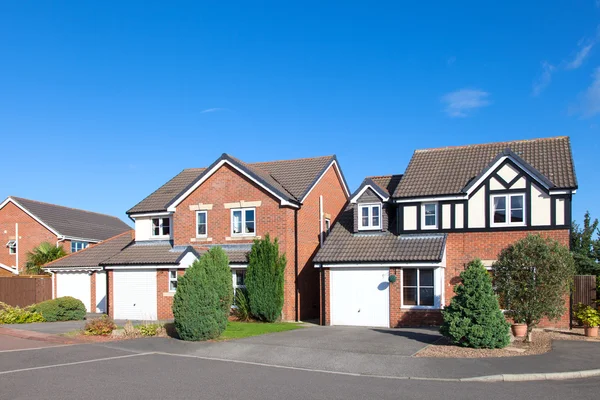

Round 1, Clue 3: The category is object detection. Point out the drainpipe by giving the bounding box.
[319,196,324,246]
[15,223,19,275]
[294,209,299,322]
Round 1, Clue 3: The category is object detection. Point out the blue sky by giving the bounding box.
[0,1,598,226]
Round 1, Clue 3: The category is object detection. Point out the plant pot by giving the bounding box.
[511,323,527,337]
[584,326,599,337]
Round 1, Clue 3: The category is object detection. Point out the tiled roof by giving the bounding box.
[314,205,446,263]
[44,231,134,269]
[8,197,131,241]
[369,175,403,197]
[101,241,197,266]
[127,154,340,214]
[393,136,577,198]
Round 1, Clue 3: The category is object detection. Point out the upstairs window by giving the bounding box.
[422,203,437,228]
[231,208,256,236]
[196,211,207,237]
[152,217,171,236]
[6,240,16,255]
[491,194,525,226]
[358,204,381,230]
[71,241,88,253]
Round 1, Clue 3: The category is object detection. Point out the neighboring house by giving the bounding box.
[314,136,577,328]
[100,154,349,321]
[0,197,131,276]
[44,231,134,313]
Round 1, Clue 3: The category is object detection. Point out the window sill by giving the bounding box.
[163,292,175,297]
[190,237,212,242]
[490,223,526,228]
[400,306,440,311]
[357,227,382,231]
[226,235,260,241]
[150,235,171,240]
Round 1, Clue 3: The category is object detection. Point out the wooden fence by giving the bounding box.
[571,275,597,327]
[0,275,52,307]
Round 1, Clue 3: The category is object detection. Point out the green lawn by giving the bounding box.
[219,321,302,340]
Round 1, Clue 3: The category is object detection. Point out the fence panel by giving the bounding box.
[0,276,52,307]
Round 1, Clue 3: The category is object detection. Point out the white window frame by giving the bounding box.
[490,193,526,227]
[325,218,331,235]
[230,208,256,237]
[7,240,16,255]
[196,211,208,238]
[232,269,246,298]
[400,268,438,309]
[358,203,382,230]
[151,217,171,237]
[168,269,178,292]
[71,241,88,253]
[421,203,438,229]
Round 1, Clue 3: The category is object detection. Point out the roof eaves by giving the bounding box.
[349,178,390,203]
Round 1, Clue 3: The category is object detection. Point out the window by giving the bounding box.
[325,218,331,236]
[71,241,88,253]
[423,203,437,228]
[168,269,178,292]
[152,217,171,236]
[6,240,16,255]
[491,194,525,226]
[196,211,207,237]
[231,208,256,236]
[358,204,382,230]
[402,268,435,307]
[232,269,246,298]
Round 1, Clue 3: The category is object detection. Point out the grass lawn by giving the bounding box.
[220,321,303,340]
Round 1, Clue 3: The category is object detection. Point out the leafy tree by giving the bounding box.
[440,259,510,349]
[246,234,286,322]
[25,242,67,275]
[571,211,600,275]
[494,234,576,342]
[172,248,232,341]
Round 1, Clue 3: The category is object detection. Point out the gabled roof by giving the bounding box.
[101,241,199,266]
[44,230,134,270]
[314,204,446,263]
[393,136,577,198]
[1,197,131,242]
[127,154,348,214]
[370,175,403,197]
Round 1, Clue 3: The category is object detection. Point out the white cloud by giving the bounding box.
[566,42,594,70]
[441,89,491,117]
[532,61,556,96]
[201,107,227,113]
[571,67,600,117]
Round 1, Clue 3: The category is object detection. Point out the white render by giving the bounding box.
[497,163,519,182]
[442,204,451,229]
[330,268,390,327]
[489,177,504,190]
[556,198,566,225]
[455,203,464,229]
[403,205,417,230]
[531,183,551,226]
[56,272,91,312]
[95,271,107,313]
[510,176,526,189]
[468,186,485,228]
[134,216,172,241]
[113,269,158,320]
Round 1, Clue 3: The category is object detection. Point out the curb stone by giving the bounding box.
[461,369,600,382]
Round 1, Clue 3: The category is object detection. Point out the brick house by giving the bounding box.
[314,136,577,328]
[63,154,349,321]
[0,196,131,276]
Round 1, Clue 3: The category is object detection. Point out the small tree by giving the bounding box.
[26,242,67,275]
[245,234,286,322]
[571,211,600,275]
[440,259,510,349]
[494,234,576,342]
[172,248,232,341]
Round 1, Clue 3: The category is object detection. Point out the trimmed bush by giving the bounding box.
[245,234,286,322]
[31,296,86,322]
[137,323,162,337]
[172,248,232,341]
[440,259,510,349]
[233,288,251,321]
[84,315,116,336]
[0,302,45,324]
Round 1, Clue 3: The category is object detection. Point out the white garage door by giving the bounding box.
[56,272,91,312]
[330,268,389,327]
[113,270,157,320]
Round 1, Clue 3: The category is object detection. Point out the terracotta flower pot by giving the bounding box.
[584,326,599,337]
[511,323,527,337]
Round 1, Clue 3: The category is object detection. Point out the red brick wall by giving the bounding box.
[156,269,185,320]
[107,270,114,319]
[90,272,96,312]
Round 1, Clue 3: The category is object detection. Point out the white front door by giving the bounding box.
[113,269,157,320]
[330,268,390,327]
[56,272,91,312]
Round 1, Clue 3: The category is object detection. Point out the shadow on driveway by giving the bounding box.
[371,327,441,344]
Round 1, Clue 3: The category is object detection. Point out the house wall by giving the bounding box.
[156,268,185,320]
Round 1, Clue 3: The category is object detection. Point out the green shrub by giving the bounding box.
[172,248,232,341]
[31,296,86,322]
[246,234,286,322]
[0,302,45,324]
[233,288,251,321]
[137,323,162,336]
[84,315,116,336]
[440,259,510,349]
[574,303,600,327]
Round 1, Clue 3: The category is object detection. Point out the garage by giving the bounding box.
[330,268,389,327]
[113,269,157,320]
[56,272,91,312]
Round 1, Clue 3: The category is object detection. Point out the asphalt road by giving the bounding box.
[0,345,598,400]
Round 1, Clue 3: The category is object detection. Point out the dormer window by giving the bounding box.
[491,194,525,226]
[152,217,171,236]
[358,204,381,230]
[422,203,437,228]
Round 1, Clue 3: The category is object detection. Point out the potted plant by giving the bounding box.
[575,304,600,337]
[508,311,527,337]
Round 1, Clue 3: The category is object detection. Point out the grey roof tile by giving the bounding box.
[393,136,577,198]
[101,241,197,266]
[9,197,131,241]
[314,205,446,263]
